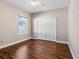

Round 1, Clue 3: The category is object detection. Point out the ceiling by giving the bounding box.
[3,0,70,13]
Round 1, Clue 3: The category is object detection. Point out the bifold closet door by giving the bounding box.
[0,21,1,45]
[33,15,56,41]
[0,18,3,45]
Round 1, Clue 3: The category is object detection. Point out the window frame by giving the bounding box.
[17,15,28,35]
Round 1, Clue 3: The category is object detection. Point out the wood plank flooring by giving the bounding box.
[0,39,73,59]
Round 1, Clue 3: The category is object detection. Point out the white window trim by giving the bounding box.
[17,15,28,35]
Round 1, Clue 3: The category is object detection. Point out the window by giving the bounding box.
[17,16,27,35]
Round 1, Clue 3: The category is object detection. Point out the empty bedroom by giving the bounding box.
[0,0,79,59]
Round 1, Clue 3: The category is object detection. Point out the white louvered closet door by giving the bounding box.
[33,15,56,41]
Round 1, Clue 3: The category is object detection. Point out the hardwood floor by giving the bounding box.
[0,39,73,59]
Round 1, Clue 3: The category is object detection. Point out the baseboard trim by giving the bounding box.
[32,37,68,44]
[0,37,68,49]
[68,43,76,59]
[0,37,75,59]
[0,37,32,49]
[55,40,68,44]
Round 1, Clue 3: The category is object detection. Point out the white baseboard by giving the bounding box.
[0,37,32,49]
[68,43,76,59]
[54,40,68,44]
[32,37,68,44]
[0,37,75,59]
[0,38,68,49]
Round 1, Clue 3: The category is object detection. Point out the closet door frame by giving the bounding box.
[32,15,56,41]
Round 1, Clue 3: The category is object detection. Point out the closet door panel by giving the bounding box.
[33,15,56,41]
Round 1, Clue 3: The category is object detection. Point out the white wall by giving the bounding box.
[0,1,31,46]
[69,0,79,59]
[32,8,68,42]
